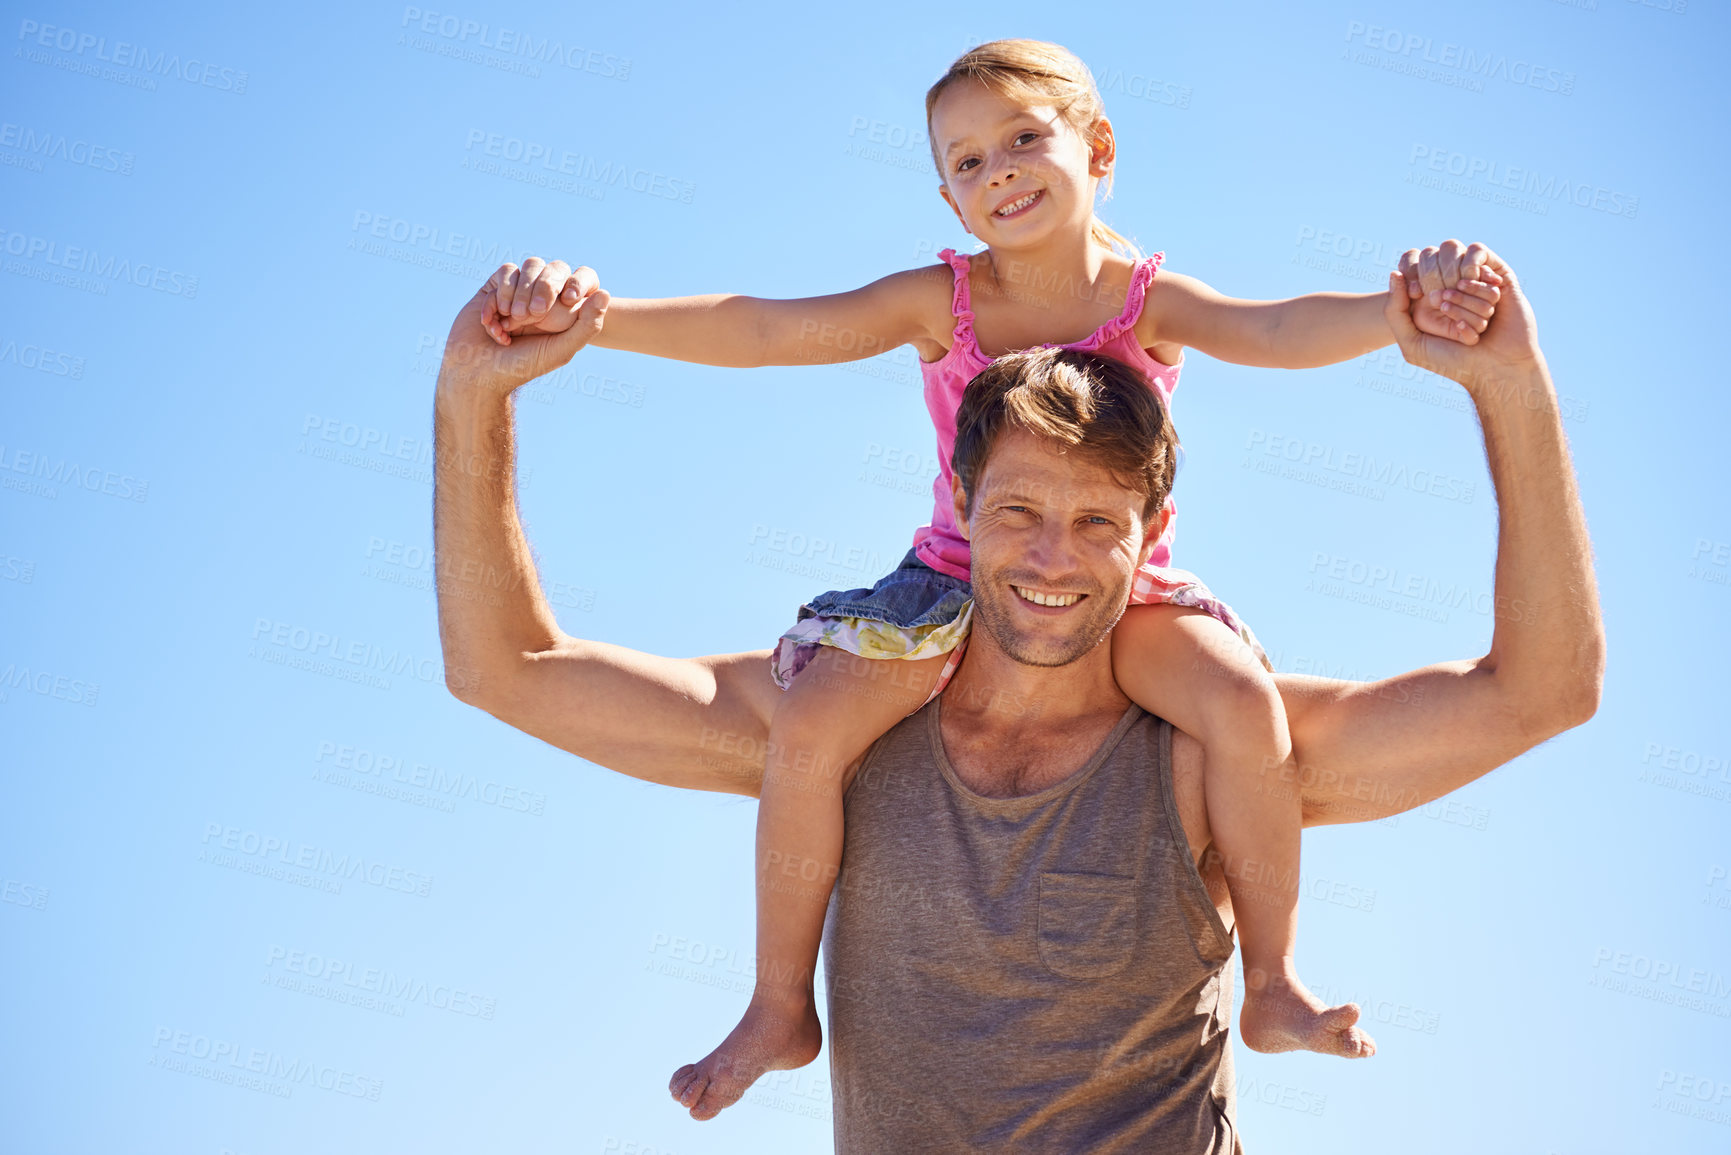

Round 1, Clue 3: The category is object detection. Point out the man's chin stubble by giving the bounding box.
[975,590,1128,669]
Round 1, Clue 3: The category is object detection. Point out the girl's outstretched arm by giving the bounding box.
[1144,239,1501,370]
[488,257,950,368]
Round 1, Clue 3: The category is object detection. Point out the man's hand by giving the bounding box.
[1385,247,1541,393]
[441,261,608,396]
[479,257,596,345]
[1400,239,1502,345]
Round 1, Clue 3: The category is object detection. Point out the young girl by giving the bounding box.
[482,39,1500,1121]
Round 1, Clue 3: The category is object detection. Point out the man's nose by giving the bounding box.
[1025,522,1080,571]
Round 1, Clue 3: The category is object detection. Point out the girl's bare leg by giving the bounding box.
[1113,605,1375,1059]
[669,647,953,1120]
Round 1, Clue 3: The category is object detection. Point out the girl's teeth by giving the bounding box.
[996,192,1039,216]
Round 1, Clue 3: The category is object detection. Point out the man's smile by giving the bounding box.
[1011,584,1086,609]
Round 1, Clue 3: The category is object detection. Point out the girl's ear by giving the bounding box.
[1089,118,1116,176]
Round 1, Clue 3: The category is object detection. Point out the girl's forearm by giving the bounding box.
[589,294,773,367]
[587,271,929,371]
[1163,277,1391,371]
[1262,292,1390,370]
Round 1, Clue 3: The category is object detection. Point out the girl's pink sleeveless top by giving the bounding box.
[911,247,1183,582]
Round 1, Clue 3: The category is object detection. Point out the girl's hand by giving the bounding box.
[479,257,596,345]
[1399,240,1504,346]
[443,271,611,397]
[1384,248,1540,393]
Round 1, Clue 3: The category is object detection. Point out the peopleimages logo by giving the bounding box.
[0,661,99,707]
[1589,946,1731,1015]
[0,337,85,378]
[1243,429,1476,504]
[0,443,148,502]
[200,823,435,897]
[15,19,249,93]
[0,228,198,297]
[398,8,629,79]
[462,130,695,203]
[264,945,497,1019]
[1343,21,1575,95]
[1308,552,1529,622]
[149,1027,381,1100]
[1407,144,1638,220]
[248,617,450,690]
[745,525,886,580]
[348,210,535,269]
[0,121,133,174]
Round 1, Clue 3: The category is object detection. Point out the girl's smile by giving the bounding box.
[992,188,1045,219]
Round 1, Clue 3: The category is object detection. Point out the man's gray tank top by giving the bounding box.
[821,699,1242,1153]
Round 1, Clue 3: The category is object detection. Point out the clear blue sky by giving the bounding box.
[3,1,1727,1151]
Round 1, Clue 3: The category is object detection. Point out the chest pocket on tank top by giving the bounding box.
[1036,871,1137,979]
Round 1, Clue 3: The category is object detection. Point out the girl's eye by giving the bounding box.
[1014,132,1039,147]
[956,157,979,173]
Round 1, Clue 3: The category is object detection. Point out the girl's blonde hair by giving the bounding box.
[925,39,1140,258]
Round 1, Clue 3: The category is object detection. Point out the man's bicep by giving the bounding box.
[474,640,779,798]
[1277,662,1537,827]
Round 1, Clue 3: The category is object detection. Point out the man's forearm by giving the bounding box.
[1469,361,1603,726]
[1283,355,1602,826]
[432,375,563,701]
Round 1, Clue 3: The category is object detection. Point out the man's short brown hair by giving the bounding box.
[952,348,1180,522]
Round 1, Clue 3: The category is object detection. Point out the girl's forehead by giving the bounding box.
[931,80,1064,145]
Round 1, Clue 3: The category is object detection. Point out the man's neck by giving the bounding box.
[937,632,1132,798]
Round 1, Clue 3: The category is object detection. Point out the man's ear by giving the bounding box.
[939,183,971,235]
[1139,501,1171,566]
[951,473,971,540]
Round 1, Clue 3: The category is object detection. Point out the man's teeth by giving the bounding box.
[995,191,1039,216]
[1014,585,1081,607]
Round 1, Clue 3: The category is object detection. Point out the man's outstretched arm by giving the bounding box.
[1282,251,1605,827]
[434,261,779,796]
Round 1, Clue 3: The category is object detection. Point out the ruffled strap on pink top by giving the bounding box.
[937,248,976,346]
[1082,251,1164,348]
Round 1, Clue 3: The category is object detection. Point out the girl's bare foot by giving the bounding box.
[667,990,824,1120]
[1240,964,1376,1058]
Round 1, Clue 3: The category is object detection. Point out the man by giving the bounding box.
[815,346,1262,1149]
[431,248,1602,1149]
